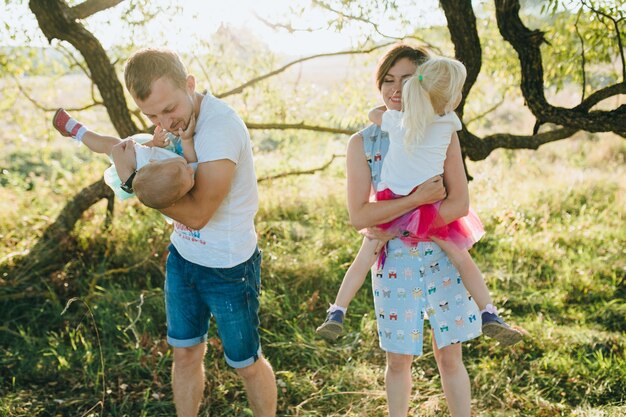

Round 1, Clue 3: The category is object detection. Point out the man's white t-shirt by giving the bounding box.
[379,110,462,195]
[170,93,259,268]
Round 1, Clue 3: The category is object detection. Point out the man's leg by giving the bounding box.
[173,344,206,417]
[236,357,277,417]
[385,351,413,417]
[431,338,471,417]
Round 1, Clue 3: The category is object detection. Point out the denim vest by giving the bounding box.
[359,123,390,190]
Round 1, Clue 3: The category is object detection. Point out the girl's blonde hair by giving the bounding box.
[401,56,466,147]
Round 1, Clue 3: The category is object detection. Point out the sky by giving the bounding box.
[2,0,447,56]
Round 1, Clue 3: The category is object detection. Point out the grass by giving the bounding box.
[0,127,625,416]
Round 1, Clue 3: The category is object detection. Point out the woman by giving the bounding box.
[346,44,479,417]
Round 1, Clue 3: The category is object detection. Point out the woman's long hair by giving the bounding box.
[401,56,466,148]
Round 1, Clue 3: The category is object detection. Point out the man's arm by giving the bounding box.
[160,159,236,230]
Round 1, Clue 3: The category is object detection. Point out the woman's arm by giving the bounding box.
[438,132,470,224]
[346,133,446,230]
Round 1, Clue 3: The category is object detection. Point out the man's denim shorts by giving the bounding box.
[165,244,263,368]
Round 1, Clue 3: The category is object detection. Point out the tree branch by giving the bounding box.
[464,94,507,126]
[574,82,626,112]
[257,154,344,183]
[574,11,588,101]
[311,0,439,50]
[582,0,625,81]
[245,122,354,135]
[439,0,482,117]
[461,126,578,161]
[11,75,103,112]
[253,11,322,33]
[70,0,124,19]
[495,0,626,133]
[30,0,138,138]
[215,42,396,98]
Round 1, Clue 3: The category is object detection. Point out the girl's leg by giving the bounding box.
[316,237,384,340]
[53,108,121,154]
[385,351,413,417]
[334,237,384,308]
[432,237,523,346]
[430,237,492,310]
[431,338,471,417]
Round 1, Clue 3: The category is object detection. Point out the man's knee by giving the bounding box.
[173,344,206,369]
[386,352,413,373]
[235,357,270,380]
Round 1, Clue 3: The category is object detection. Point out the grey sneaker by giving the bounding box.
[481,311,523,347]
[316,310,344,340]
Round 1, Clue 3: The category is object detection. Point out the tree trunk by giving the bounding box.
[5,0,141,282]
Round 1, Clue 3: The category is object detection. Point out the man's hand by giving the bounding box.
[179,114,196,142]
[152,125,170,148]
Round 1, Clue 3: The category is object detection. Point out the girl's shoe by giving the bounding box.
[316,310,344,340]
[481,312,523,347]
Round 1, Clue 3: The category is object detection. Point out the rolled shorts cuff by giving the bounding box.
[167,333,208,348]
[225,346,263,369]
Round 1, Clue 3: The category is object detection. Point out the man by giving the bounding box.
[123,48,277,417]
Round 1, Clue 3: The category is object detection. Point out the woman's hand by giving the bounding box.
[409,175,446,207]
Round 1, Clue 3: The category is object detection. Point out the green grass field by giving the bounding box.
[0,127,624,416]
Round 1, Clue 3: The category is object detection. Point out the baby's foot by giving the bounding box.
[316,310,344,341]
[481,311,523,347]
[52,108,86,141]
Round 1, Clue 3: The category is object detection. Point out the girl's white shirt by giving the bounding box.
[379,110,462,195]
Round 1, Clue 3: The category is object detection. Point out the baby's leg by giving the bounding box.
[430,237,492,310]
[53,108,121,155]
[334,236,385,309]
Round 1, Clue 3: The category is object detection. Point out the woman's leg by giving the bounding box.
[385,351,413,417]
[431,237,492,310]
[431,338,471,417]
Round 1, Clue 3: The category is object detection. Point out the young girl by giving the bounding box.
[316,56,522,346]
[52,108,196,209]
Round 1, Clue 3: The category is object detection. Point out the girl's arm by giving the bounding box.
[368,105,387,127]
[346,133,446,230]
[438,132,470,224]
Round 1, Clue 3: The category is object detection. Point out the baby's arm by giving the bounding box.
[178,115,197,163]
[110,139,138,184]
[368,105,386,127]
[143,125,166,148]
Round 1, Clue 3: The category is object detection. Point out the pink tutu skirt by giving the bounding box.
[375,188,485,251]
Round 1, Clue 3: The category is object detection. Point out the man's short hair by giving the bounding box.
[124,48,188,100]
